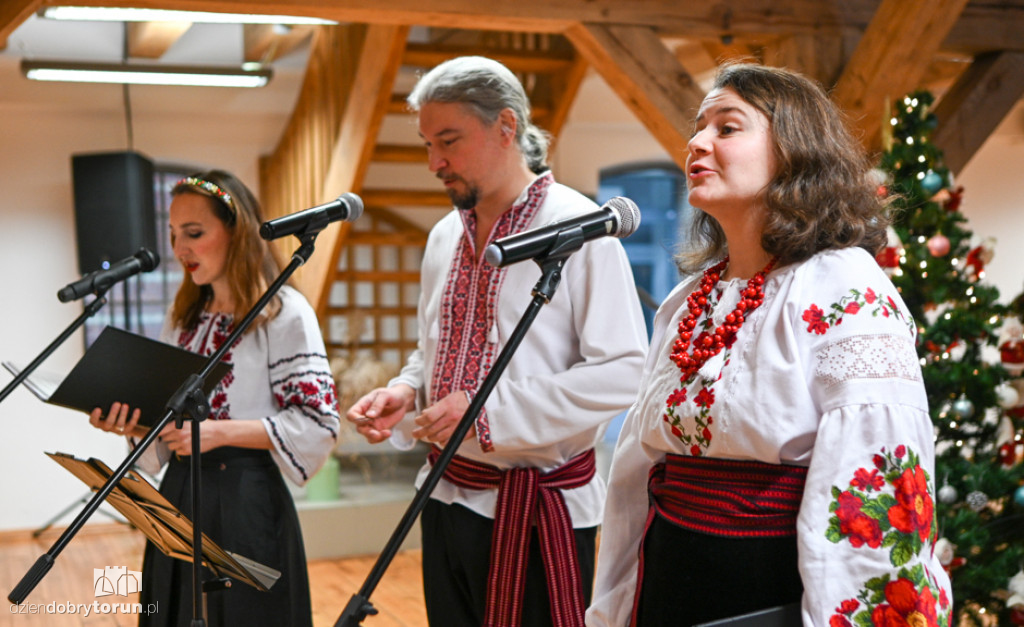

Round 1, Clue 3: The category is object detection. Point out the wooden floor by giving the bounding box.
[0,524,426,626]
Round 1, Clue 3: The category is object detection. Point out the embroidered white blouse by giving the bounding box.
[389,173,649,528]
[132,285,340,487]
[587,247,954,627]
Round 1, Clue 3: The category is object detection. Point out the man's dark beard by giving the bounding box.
[447,186,478,210]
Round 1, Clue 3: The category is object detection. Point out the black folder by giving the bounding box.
[695,602,802,627]
[3,326,231,431]
[46,451,280,591]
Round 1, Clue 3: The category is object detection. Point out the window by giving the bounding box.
[597,161,692,337]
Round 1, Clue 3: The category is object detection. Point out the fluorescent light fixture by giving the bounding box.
[40,6,336,25]
[21,60,272,88]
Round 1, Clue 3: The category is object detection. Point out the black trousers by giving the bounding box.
[421,499,597,627]
[634,512,803,626]
[139,447,312,627]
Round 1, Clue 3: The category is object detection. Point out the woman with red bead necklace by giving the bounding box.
[587,63,952,626]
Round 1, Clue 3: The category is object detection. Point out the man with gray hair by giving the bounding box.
[346,56,647,626]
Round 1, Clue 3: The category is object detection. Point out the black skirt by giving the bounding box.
[139,447,312,627]
[634,512,803,627]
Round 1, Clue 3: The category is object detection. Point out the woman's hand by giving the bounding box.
[89,402,144,437]
[157,421,224,456]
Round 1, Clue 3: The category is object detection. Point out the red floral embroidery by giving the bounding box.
[663,377,717,456]
[694,388,715,408]
[829,570,949,627]
[801,286,913,335]
[888,466,935,543]
[870,578,939,627]
[835,491,883,548]
[826,446,949,627]
[852,467,885,491]
[803,304,829,335]
[827,445,937,563]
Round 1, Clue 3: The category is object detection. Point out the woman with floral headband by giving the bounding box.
[586,64,953,626]
[89,169,339,627]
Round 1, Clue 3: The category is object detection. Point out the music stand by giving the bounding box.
[9,231,322,627]
[45,451,281,592]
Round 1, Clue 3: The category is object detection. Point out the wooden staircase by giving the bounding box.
[260,26,588,368]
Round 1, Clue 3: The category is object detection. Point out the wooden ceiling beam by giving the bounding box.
[402,43,575,72]
[0,0,40,50]
[565,22,704,171]
[35,0,879,37]
[126,20,192,58]
[535,54,588,142]
[932,51,1024,173]
[832,0,971,152]
[762,31,857,88]
[243,23,316,64]
[24,0,1024,53]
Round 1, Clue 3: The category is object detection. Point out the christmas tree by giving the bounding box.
[877,90,1024,625]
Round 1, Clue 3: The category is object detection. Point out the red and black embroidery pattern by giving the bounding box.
[178,313,237,421]
[825,445,950,626]
[429,174,552,451]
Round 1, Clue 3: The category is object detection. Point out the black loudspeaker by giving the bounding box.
[71,151,157,274]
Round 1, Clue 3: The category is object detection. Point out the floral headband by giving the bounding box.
[175,176,235,212]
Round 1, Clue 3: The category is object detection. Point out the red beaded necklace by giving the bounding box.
[669,255,778,385]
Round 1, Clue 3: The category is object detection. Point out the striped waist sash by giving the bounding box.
[427,446,595,627]
[649,454,808,538]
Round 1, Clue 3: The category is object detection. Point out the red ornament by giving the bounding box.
[1002,341,1024,366]
[876,246,900,269]
[1000,442,1018,467]
[927,234,950,257]
[669,256,777,386]
[945,185,965,213]
[1011,606,1024,626]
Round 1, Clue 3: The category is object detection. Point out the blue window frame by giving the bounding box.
[597,161,692,337]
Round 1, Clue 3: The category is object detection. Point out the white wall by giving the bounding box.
[0,44,304,533]
[2,48,1024,537]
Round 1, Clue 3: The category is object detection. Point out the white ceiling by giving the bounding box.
[1,13,311,153]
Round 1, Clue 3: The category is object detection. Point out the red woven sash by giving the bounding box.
[649,454,808,538]
[427,446,596,627]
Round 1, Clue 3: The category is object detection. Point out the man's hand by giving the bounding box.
[412,390,476,446]
[346,385,417,443]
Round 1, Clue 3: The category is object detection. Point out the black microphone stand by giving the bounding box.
[0,293,110,406]
[9,232,322,627]
[334,228,586,626]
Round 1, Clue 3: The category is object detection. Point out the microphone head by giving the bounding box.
[134,247,160,272]
[603,196,640,238]
[340,192,364,222]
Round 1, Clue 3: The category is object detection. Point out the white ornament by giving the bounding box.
[934,538,956,566]
[1009,569,1024,597]
[997,383,1020,409]
[938,484,958,504]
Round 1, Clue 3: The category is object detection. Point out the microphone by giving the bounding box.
[484,196,640,267]
[57,247,160,302]
[259,192,364,240]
